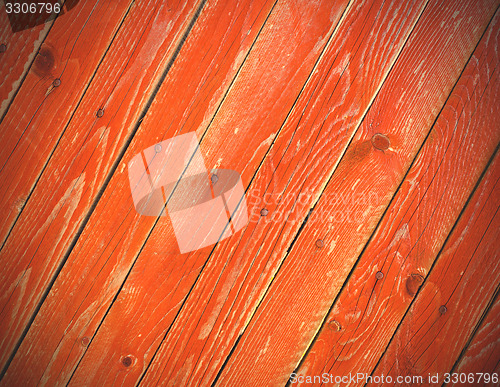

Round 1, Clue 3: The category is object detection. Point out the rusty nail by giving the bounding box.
[260,208,268,216]
[371,133,390,151]
[0,44,6,53]
[329,320,342,331]
[211,174,218,184]
[439,305,447,315]
[96,108,104,118]
[154,144,162,153]
[315,239,324,248]
[121,356,133,367]
[81,337,90,347]
[52,78,61,87]
[376,271,384,280]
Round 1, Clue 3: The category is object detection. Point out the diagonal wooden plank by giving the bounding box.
[0,0,203,380]
[1,0,321,383]
[0,2,54,120]
[0,0,133,248]
[64,1,352,385]
[215,1,499,385]
[137,0,429,385]
[294,10,500,383]
[372,147,500,383]
[450,292,500,385]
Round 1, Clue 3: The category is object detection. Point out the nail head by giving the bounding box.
[315,239,324,248]
[211,174,218,184]
[52,78,61,87]
[0,44,6,53]
[439,305,447,315]
[154,144,162,153]
[376,271,384,280]
[121,356,133,367]
[96,108,104,118]
[260,208,268,216]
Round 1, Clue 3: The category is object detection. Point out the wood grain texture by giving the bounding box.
[217,1,499,385]
[0,0,203,383]
[67,1,351,385]
[139,0,429,385]
[451,293,500,385]
[295,9,500,384]
[2,0,288,384]
[0,2,54,119]
[372,148,500,383]
[0,0,133,248]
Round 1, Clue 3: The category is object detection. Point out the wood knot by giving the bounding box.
[371,133,390,151]
[328,320,342,331]
[34,47,55,77]
[405,273,424,296]
[80,336,90,347]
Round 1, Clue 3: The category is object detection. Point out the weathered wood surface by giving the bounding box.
[140,0,429,384]
[67,1,351,385]
[0,0,133,249]
[0,2,54,120]
[217,1,499,385]
[295,9,500,383]
[0,0,203,382]
[451,292,500,385]
[0,0,498,385]
[372,147,500,383]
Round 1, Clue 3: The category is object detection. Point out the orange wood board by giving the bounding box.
[140,0,429,384]
[295,9,500,382]
[0,0,498,384]
[373,147,500,382]
[0,0,202,379]
[217,1,499,385]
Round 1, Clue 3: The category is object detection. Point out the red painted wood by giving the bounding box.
[0,0,203,382]
[372,148,500,383]
[295,10,500,383]
[0,0,133,250]
[139,0,429,384]
[66,1,351,385]
[2,0,318,383]
[216,1,498,385]
[0,2,53,118]
[451,294,500,386]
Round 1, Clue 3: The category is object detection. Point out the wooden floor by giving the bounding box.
[0,0,499,385]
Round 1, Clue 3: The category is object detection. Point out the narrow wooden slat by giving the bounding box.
[451,293,500,385]
[216,1,498,385]
[0,3,53,119]
[138,0,429,385]
[0,0,133,247]
[0,0,203,381]
[2,0,307,383]
[295,10,500,382]
[65,1,351,385]
[372,149,500,382]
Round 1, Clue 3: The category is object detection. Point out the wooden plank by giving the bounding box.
[64,1,352,385]
[0,2,54,119]
[372,149,500,383]
[138,0,431,385]
[0,0,133,248]
[451,293,500,385]
[0,0,203,380]
[1,0,327,383]
[215,1,499,385]
[294,10,500,382]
